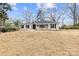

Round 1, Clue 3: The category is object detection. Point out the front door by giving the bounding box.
[33,24,36,29]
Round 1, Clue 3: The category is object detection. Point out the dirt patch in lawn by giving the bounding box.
[0,30,79,56]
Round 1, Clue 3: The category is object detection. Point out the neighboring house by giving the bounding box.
[20,20,59,30]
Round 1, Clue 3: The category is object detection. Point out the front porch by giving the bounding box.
[21,23,58,30]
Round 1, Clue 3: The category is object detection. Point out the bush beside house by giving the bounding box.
[0,27,19,32]
[0,20,20,32]
[61,23,79,29]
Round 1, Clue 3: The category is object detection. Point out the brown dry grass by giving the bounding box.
[0,30,79,56]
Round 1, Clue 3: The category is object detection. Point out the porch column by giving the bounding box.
[29,24,32,29]
[56,24,59,30]
[24,25,26,29]
[48,24,50,30]
[36,24,37,30]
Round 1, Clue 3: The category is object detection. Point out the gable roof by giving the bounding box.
[33,20,56,24]
[22,20,56,25]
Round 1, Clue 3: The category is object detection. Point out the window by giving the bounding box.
[21,25,24,28]
[40,25,45,28]
[50,24,56,28]
[26,25,29,28]
[54,24,56,28]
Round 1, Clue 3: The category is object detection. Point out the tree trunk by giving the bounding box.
[73,3,77,25]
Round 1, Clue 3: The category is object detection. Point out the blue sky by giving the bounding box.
[8,3,38,19]
[8,3,73,25]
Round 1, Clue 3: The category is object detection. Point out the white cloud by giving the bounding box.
[8,3,18,11]
[36,3,42,8]
[68,3,79,7]
[12,6,18,10]
[9,3,16,6]
[77,3,79,5]
[36,3,56,9]
[24,7,27,10]
[44,3,56,8]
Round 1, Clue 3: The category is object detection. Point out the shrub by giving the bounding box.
[74,23,79,26]
[62,25,79,29]
[0,20,20,32]
[13,20,21,28]
[0,27,19,32]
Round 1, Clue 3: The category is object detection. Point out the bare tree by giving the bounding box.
[48,8,56,22]
[24,9,33,22]
[37,8,46,21]
[67,3,79,25]
[48,8,66,25]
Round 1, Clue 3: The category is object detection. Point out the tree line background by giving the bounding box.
[0,3,79,32]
